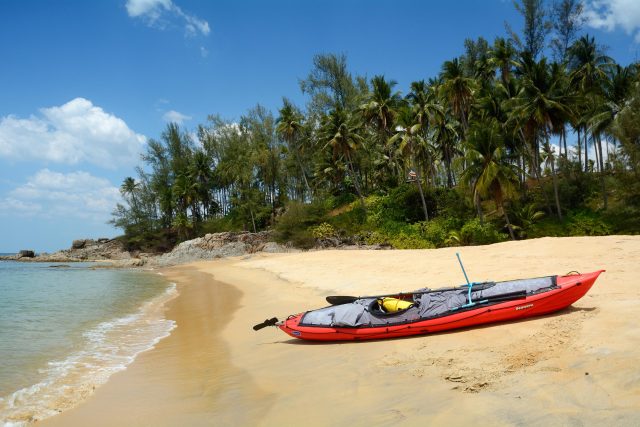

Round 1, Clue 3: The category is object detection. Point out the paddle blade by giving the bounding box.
[326,295,359,305]
[253,317,278,331]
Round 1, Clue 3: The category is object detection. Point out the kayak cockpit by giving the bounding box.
[298,275,559,329]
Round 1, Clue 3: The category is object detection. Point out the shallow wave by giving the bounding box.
[0,283,178,426]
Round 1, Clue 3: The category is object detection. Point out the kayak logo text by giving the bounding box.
[515,304,534,311]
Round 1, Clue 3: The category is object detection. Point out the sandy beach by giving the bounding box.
[42,236,640,426]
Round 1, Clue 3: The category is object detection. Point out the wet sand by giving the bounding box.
[43,236,640,426]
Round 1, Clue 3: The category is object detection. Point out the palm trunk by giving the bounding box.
[584,128,589,172]
[295,151,311,201]
[546,136,563,220]
[346,153,366,211]
[414,159,429,221]
[474,189,484,224]
[577,127,582,169]
[249,206,257,233]
[597,133,607,210]
[520,129,552,215]
[501,201,516,240]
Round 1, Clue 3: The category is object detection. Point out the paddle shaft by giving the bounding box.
[327,288,527,307]
[326,282,496,305]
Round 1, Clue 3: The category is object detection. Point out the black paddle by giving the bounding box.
[325,282,498,305]
[253,317,279,331]
[327,288,527,307]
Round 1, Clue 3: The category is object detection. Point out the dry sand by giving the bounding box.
[42,236,640,426]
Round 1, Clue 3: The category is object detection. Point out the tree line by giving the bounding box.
[112,0,640,250]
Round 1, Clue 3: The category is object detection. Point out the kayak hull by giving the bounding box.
[279,270,604,341]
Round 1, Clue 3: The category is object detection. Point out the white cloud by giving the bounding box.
[0,98,146,168]
[126,0,210,37]
[125,0,172,19]
[0,198,42,215]
[200,46,209,58]
[0,169,121,222]
[584,0,640,42]
[162,110,192,124]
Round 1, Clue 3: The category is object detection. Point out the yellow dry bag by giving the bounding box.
[378,297,414,313]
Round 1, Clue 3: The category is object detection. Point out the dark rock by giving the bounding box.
[18,250,35,258]
[72,239,87,249]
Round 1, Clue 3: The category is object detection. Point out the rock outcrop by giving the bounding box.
[153,231,296,266]
[2,231,387,267]
[0,238,131,263]
[40,238,131,262]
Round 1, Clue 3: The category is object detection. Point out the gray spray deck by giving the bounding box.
[300,276,557,328]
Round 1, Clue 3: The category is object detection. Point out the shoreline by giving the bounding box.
[39,236,640,425]
[40,264,276,427]
[0,266,177,426]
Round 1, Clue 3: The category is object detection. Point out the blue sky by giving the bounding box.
[1,0,639,252]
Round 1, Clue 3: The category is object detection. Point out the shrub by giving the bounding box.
[366,185,432,227]
[411,216,462,248]
[274,201,327,248]
[362,220,434,249]
[309,222,337,239]
[329,203,367,234]
[566,211,612,236]
[120,229,178,253]
[456,218,508,245]
[200,216,240,234]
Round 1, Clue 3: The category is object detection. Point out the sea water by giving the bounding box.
[0,260,177,426]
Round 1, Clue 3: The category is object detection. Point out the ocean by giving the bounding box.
[0,260,176,426]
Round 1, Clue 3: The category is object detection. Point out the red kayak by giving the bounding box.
[272,271,603,341]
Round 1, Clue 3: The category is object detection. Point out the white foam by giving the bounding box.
[0,284,178,426]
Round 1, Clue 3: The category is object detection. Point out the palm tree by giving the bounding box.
[276,98,311,199]
[432,111,460,188]
[407,80,443,131]
[508,57,572,219]
[586,64,635,209]
[440,58,476,135]
[568,35,614,172]
[189,150,213,220]
[321,108,366,209]
[120,177,140,225]
[490,37,518,86]
[461,119,518,240]
[390,106,430,220]
[121,177,139,206]
[360,75,403,182]
[407,80,443,186]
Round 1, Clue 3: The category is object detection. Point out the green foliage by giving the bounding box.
[566,211,613,236]
[364,227,434,249]
[412,217,462,247]
[326,203,367,236]
[118,230,177,254]
[509,202,545,238]
[447,218,509,246]
[110,23,640,253]
[274,201,327,248]
[309,222,337,239]
[529,210,613,237]
[366,185,431,227]
[602,206,640,234]
[199,216,241,234]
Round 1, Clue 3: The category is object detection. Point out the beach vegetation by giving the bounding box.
[111,1,640,252]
